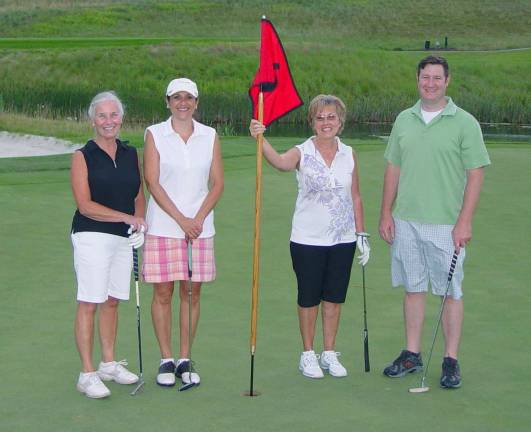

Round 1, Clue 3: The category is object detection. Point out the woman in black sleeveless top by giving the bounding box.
[70,91,146,399]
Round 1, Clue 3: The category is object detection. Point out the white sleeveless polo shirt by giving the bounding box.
[290,137,357,246]
[145,118,216,239]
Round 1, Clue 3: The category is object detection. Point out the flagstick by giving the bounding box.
[245,91,264,397]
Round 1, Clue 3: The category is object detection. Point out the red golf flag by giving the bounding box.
[249,18,303,126]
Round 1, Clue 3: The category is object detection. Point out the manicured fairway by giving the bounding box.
[0,139,530,432]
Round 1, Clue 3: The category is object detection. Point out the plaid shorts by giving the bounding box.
[391,217,465,299]
[142,235,216,283]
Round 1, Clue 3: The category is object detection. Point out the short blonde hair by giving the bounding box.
[307,94,346,134]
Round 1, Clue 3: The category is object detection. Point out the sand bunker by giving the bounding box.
[0,131,82,158]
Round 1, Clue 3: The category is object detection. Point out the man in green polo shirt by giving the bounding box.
[379,55,490,389]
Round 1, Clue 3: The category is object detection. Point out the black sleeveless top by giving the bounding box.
[71,139,141,237]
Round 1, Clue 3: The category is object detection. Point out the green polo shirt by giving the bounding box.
[384,97,490,224]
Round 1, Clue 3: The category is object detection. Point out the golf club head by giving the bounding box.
[408,386,430,394]
[179,382,198,392]
[130,379,145,396]
[242,390,262,397]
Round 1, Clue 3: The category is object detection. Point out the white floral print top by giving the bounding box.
[290,137,357,246]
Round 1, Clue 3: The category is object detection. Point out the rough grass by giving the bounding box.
[0,1,529,126]
[0,47,529,125]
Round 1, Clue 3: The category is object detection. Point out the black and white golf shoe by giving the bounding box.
[156,361,176,387]
[176,360,201,386]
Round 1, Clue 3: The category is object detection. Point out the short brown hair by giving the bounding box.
[417,55,449,78]
[308,94,347,134]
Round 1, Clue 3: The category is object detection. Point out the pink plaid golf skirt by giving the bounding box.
[142,235,216,283]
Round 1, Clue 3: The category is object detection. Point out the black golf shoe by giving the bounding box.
[156,361,176,387]
[383,350,423,377]
[440,356,461,389]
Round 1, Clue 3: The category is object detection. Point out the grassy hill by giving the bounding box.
[0,0,530,127]
[2,0,530,49]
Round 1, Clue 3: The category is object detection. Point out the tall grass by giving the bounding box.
[0,44,529,126]
[0,1,529,128]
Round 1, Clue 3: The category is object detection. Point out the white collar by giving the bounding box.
[162,118,206,137]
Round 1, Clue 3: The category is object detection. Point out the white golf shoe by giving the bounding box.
[97,360,139,384]
[77,372,111,399]
[320,351,348,377]
[299,350,324,379]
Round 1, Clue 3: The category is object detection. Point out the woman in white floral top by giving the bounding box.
[249,94,370,379]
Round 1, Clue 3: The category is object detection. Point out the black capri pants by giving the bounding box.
[290,241,356,308]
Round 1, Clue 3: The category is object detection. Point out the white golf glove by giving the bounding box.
[356,232,371,266]
[127,225,145,249]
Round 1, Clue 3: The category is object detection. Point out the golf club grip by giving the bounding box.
[447,251,459,282]
[133,248,139,282]
[187,241,192,279]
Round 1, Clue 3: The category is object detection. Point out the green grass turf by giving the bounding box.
[0,139,530,431]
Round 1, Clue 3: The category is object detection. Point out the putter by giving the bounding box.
[357,232,371,372]
[179,240,198,392]
[130,247,145,396]
[409,251,459,394]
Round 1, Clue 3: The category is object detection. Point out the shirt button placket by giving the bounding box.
[183,141,191,169]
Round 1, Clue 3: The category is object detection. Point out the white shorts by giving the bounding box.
[391,218,465,299]
[72,232,132,303]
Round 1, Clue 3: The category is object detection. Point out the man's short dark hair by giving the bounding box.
[417,55,449,78]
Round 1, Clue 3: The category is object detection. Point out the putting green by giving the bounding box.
[0,139,529,432]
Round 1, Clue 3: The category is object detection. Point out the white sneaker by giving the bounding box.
[97,360,139,385]
[320,351,348,377]
[299,350,324,379]
[77,372,111,399]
